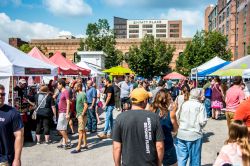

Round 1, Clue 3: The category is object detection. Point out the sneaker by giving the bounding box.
[64,143,73,150]
[71,149,81,154]
[97,133,107,139]
[36,141,41,145]
[45,140,52,145]
[57,144,65,148]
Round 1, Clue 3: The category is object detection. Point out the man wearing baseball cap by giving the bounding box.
[112,88,164,166]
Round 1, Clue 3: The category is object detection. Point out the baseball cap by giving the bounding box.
[130,88,149,104]
[19,79,26,84]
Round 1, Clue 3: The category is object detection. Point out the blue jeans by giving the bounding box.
[103,105,114,134]
[87,105,97,131]
[176,138,202,166]
[204,97,211,118]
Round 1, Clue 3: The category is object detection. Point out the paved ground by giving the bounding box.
[22,111,227,166]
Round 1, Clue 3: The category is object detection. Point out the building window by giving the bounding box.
[170,24,179,28]
[170,29,179,33]
[236,0,239,8]
[244,5,247,22]
[222,25,225,34]
[236,12,239,24]
[156,24,166,28]
[143,29,153,33]
[156,29,167,33]
[156,34,166,38]
[214,18,217,28]
[62,52,66,58]
[226,35,228,46]
[142,24,153,28]
[236,28,238,41]
[129,30,139,33]
[235,46,238,59]
[244,23,247,37]
[129,25,139,28]
[219,16,222,24]
[226,21,229,33]
[129,34,139,38]
[227,7,230,17]
[170,34,179,38]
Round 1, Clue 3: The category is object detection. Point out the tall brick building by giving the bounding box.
[205,0,250,60]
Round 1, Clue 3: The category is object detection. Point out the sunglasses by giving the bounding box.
[0,93,6,97]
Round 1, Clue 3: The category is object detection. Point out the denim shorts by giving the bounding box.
[163,145,177,166]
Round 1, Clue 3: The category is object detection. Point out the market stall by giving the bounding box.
[191,56,229,77]
[0,40,58,142]
[49,51,91,76]
[211,55,250,76]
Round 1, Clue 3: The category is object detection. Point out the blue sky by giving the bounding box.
[0,0,217,42]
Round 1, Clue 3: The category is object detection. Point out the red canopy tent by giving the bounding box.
[28,47,58,67]
[163,72,186,80]
[49,51,90,76]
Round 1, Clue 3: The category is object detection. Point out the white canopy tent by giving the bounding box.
[191,56,227,75]
[76,61,104,77]
[0,40,57,76]
[0,40,58,105]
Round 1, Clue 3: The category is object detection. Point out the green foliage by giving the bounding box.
[176,31,232,75]
[19,44,33,53]
[84,19,123,68]
[126,35,175,79]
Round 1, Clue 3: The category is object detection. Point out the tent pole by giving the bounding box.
[196,68,198,89]
[12,76,14,107]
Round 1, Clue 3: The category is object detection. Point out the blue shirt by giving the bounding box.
[0,105,24,164]
[86,87,97,104]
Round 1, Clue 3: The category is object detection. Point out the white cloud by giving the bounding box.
[103,0,144,7]
[160,8,204,37]
[0,13,73,42]
[44,0,92,16]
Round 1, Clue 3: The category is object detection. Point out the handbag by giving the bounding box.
[32,94,49,120]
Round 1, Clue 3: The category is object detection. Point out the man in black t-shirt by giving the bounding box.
[112,88,164,166]
[97,78,115,139]
[0,84,24,166]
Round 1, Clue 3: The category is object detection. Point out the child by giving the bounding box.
[214,120,250,166]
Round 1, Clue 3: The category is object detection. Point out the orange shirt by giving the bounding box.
[234,98,250,127]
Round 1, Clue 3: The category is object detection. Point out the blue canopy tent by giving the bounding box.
[198,61,230,77]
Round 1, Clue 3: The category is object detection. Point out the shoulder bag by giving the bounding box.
[32,94,49,120]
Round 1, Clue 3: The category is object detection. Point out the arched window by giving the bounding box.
[62,52,66,58]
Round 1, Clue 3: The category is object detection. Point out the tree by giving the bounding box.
[19,44,33,53]
[84,19,123,68]
[126,35,175,78]
[176,31,232,75]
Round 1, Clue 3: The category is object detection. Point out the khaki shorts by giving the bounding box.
[225,111,235,128]
[77,115,87,132]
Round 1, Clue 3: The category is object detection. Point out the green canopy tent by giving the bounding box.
[103,66,134,76]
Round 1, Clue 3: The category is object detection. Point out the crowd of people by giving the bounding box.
[0,75,250,166]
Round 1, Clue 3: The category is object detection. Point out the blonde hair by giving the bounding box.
[226,120,250,166]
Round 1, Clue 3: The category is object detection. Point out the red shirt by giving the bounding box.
[234,98,250,127]
[58,89,69,113]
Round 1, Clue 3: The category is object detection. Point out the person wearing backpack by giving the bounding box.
[203,78,213,118]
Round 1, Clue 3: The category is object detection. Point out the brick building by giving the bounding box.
[205,0,250,60]
[9,38,28,48]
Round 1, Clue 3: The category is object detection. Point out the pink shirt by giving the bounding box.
[225,85,245,112]
[58,89,69,113]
